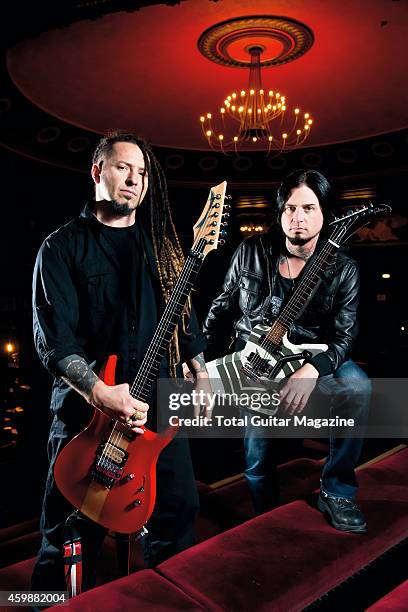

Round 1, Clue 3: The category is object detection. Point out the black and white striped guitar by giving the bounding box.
[206,203,391,396]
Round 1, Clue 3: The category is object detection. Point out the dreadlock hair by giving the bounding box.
[92,131,190,376]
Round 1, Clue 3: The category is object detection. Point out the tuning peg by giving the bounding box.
[219,239,226,246]
[213,203,220,209]
[210,221,218,226]
[225,195,232,200]
[212,212,219,218]
[220,230,228,237]
[221,221,228,227]
[224,204,231,211]
[223,212,230,219]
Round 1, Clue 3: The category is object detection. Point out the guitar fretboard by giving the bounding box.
[267,236,340,346]
[129,245,204,401]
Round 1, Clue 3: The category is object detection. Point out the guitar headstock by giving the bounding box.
[329,202,392,244]
[192,181,230,258]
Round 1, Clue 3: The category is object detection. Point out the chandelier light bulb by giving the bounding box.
[198,47,315,153]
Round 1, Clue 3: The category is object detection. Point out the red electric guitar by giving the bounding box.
[54,181,228,535]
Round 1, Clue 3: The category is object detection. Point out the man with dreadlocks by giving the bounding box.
[31,133,208,591]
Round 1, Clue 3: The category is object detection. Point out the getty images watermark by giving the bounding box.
[167,389,354,429]
[157,378,408,439]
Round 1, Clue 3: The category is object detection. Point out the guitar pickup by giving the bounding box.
[91,442,129,488]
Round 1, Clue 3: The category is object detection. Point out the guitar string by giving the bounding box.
[247,216,356,376]
[98,236,207,467]
[97,196,223,468]
[130,254,201,396]
[98,239,205,467]
[129,196,226,395]
[270,220,352,328]
[258,227,345,357]
[251,215,359,373]
[129,196,223,395]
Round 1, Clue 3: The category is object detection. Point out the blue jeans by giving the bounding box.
[244,360,371,514]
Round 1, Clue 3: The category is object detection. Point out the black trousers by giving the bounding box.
[31,418,199,591]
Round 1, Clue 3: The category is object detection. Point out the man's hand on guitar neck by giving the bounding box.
[56,354,149,433]
[279,362,319,416]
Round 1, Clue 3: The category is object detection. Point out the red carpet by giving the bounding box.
[51,447,408,612]
[0,456,323,587]
[366,578,408,611]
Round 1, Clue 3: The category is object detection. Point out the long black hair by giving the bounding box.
[276,169,334,233]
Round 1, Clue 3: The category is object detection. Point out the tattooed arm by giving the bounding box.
[56,354,99,401]
[55,354,149,430]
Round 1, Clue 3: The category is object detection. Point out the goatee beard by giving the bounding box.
[287,235,310,246]
[106,199,134,217]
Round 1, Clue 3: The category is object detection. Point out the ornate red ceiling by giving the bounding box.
[6,0,408,151]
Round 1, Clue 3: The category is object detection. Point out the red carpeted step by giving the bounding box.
[199,457,322,533]
[0,519,38,544]
[0,531,40,569]
[49,447,408,612]
[155,447,408,612]
[0,457,322,574]
[0,558,35,591]
[54,569,207,611]
[366,579,408,611]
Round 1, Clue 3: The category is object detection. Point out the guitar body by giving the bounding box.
[206,323,328,397]
[54,355,177,534]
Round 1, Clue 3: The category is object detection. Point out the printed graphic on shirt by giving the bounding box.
[270,295,283,317]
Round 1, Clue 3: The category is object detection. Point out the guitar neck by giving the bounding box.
[267,236,339,345]
[129,243,204,401]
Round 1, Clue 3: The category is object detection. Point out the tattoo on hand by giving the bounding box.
[188,353,207,375]
[56,354,99,397]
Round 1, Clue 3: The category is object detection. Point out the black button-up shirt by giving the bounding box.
[33,204,206,428]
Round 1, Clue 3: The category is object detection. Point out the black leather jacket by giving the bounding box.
[203,233,360,376]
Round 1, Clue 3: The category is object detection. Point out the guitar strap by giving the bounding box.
[63,511,83,598]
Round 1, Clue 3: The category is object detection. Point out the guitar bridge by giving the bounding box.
[241,352,276,383]
[91,441,129,489]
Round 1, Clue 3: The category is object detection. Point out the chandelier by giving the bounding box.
[199,46,314,153]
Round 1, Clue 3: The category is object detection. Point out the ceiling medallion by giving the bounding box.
[197,16,315,153]
[198,16,314,68]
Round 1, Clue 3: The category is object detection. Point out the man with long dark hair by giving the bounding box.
[204,169,371,533]
[32,132,208,591]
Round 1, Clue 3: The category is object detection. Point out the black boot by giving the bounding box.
[317,493,367,533]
